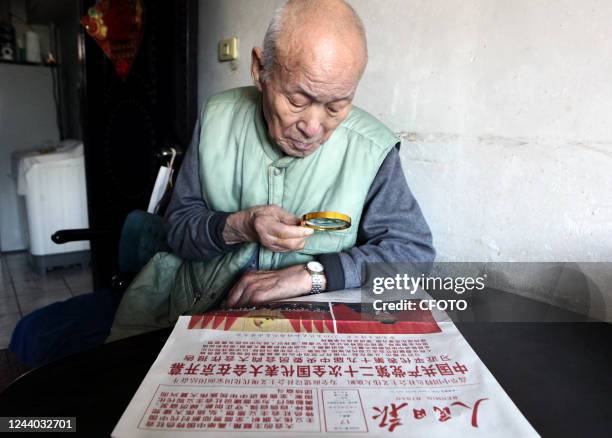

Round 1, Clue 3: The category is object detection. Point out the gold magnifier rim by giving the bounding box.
[301,211,352,231]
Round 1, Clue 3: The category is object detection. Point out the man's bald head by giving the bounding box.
[261,0,368,82]
[251,0,368,157]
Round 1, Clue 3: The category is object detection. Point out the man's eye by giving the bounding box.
[288,97,308,108]
[327,105,343,114]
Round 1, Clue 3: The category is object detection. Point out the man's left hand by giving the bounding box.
[224,264,317,308]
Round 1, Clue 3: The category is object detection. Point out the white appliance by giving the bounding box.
[16,140,90,272]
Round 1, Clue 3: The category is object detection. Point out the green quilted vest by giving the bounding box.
[108,86,397,340]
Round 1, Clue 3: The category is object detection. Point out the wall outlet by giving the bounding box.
[218,37,238,61]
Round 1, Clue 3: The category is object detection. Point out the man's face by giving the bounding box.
[253,42,364,157]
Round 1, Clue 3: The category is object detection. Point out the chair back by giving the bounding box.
[118,210,168,273]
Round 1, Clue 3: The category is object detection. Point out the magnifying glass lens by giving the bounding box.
[301,212,351,231]
[305,218,346,228]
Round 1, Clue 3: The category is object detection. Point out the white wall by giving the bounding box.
[198,0,285,102]
[198,0,612,320]
[0,64,59,251]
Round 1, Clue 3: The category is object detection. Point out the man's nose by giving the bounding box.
[296,107,324,139]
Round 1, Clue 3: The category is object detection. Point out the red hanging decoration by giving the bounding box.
[81,0,144,80]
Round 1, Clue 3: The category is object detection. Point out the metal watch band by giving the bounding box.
[310,274,324,295]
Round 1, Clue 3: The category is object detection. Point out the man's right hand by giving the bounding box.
[222,205,314,252]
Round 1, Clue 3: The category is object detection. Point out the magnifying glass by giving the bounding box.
[301,211,351,231]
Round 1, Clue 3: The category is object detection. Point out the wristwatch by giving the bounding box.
[305,261,325,295]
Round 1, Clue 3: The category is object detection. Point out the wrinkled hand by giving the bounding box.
[224,264,314,308]
[223,205,313,252]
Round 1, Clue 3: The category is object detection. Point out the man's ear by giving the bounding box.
[251,47,265,91]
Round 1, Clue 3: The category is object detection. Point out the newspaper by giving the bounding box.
[112,294,538,437]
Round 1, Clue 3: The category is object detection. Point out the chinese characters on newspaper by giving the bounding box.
[113,301,538,437]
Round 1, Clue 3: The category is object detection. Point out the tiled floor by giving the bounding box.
[0,251,93,350]
[0,251,94,392]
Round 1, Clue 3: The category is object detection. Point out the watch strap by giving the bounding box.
[309,273,324,295]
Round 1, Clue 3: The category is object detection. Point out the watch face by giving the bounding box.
[307,261,324,273]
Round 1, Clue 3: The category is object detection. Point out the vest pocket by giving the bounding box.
[300,229,351,255]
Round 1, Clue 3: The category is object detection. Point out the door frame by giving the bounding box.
[77,0,198,288]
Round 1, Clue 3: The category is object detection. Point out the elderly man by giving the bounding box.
[108,0,434,340]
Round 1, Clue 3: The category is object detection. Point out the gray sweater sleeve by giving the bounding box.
[317,144,436,290]
[164,120,239,260]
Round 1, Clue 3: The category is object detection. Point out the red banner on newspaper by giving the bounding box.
[188,301,441,335]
